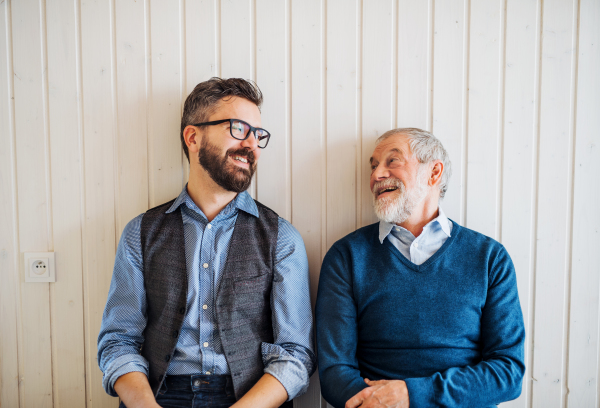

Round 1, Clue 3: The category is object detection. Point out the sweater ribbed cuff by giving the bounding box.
[404,377,435,408]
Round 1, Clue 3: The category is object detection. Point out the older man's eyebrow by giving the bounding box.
[370,147,406,165]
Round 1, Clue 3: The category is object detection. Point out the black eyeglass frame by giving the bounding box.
[192,118,271,149]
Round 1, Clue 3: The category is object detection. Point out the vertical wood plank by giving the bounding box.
[11,0,54,405]
[397,0,430,129]
[220,0,252,80]
[500,0,539,406]
[115,0,149,233]
[45,0,87,405]
[566,0,600,405]
[0,1,20,406]
[465,0,503,238]
[531,0,577,405]
[360,0,395,227]
[431,0,468,223]
[149,0,184,206]
[185,0,218,93]
[80,0,119,404]
[290,0,324,406]
[255,0,290,219]
[326,0,358,248]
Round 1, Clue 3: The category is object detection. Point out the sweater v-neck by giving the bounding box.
[382,219,462,273]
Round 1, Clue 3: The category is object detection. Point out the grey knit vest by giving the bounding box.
[139,198,284,402]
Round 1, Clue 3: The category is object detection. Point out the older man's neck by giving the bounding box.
[398,196,440,238]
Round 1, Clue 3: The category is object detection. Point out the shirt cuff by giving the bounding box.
[102,354,149,397]
[404,376,436,408]
[261,342,311,400]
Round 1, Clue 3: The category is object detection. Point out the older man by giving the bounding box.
[98,78,315,408]
[316,128,525,408]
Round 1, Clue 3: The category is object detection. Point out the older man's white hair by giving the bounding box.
[376,127,452,199]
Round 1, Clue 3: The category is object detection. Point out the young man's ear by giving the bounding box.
[184,125,201,156]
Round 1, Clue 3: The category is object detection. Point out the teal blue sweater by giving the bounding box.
[316,221,525,408]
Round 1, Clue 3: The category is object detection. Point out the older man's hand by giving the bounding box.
[345,378,410,408]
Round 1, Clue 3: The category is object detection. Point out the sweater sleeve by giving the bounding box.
[404,245,526,407]
[316,245,368,408]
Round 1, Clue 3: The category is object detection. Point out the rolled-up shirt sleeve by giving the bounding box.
[97,215,149,396]
[262,218,317,400]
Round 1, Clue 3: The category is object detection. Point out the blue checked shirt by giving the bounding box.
[378,207,453,265]
[98,187,316,400]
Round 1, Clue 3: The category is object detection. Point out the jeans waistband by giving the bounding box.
[164,374,233,392]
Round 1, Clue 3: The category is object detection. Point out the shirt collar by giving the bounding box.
[165,184,259,219]
[378,207,452,244]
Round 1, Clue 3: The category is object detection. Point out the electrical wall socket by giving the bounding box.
[24,252,56,283]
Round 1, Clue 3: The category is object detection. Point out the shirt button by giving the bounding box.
[414,242,419,248]
[203,263,209,268]
[202,304,208,310]
[207,224,212,229]
[203,342,209,347]
[206,371,211,375]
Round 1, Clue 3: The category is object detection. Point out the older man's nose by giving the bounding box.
[372,165,389,180]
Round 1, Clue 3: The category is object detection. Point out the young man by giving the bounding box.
[99,78,315,408]
[316,128,525,408]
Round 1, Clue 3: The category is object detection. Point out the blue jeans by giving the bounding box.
[156,375,237,408]
[120,375,236,408]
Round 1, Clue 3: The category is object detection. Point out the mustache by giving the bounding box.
[227,148,256,166]
[372,178,402,195]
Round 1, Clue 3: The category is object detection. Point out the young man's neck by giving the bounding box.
[398,194,440,238]
[187,167,237,222]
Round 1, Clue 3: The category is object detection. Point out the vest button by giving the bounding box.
[172,330,178,338]
[165,355,171,362]
[179,307,185,314]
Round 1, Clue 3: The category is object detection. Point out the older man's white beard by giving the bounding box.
[372,172,428,224]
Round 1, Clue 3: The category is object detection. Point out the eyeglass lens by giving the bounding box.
[230,120,270,148]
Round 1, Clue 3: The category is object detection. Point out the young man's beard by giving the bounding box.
[198,137,257,193]
[372,167,428,224]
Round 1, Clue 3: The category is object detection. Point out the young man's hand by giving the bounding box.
[114,371,162,408]
[229,373,288,408]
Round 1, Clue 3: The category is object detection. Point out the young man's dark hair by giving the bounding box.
[180,77,263,161]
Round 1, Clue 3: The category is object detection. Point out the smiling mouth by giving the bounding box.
[377,187,398,197]
[230,155,249,164]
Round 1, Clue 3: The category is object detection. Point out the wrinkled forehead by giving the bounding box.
[370,133,412,163]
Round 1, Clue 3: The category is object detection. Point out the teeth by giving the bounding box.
[379,187,397,195]
[232,156,248,163]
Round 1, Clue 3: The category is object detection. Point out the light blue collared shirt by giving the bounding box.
[98,187,315,400]
[379,207,453,265]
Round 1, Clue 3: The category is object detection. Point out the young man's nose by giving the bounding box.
[240,130,259,150]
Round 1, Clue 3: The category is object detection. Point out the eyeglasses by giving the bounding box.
[193,119,271,149]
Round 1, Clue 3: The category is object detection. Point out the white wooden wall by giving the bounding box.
[1,0,598,407]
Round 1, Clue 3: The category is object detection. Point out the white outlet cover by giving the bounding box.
[24,252,56,283]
